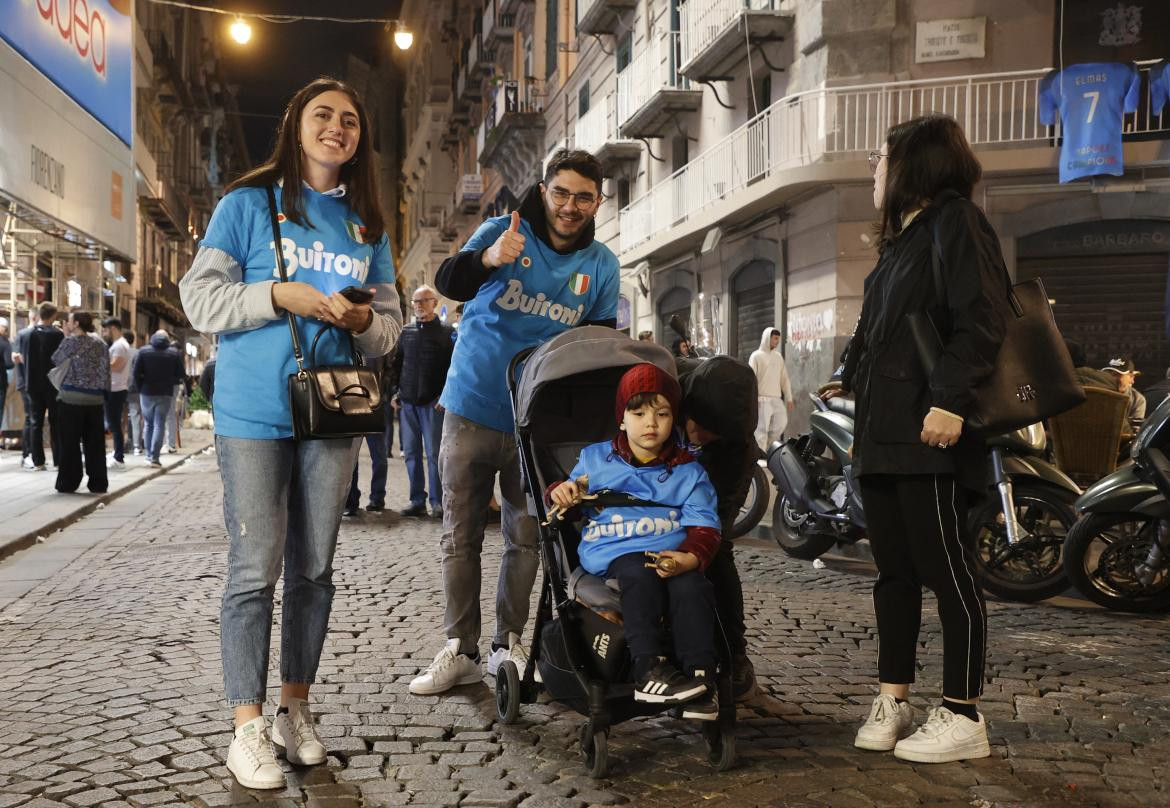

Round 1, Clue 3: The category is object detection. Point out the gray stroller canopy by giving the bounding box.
[513,326,676,436]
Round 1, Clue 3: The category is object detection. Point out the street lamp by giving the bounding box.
[229,16,252,45]
[388,21,414,50]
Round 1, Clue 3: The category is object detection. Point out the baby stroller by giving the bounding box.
[501,326,737,778]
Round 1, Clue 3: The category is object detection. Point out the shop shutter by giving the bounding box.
[732,260,775,363]
[1018,253,1170,390]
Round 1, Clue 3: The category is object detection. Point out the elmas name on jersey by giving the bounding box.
[268,237,372,284]
[495,278,586,326]
[582,511,683,542]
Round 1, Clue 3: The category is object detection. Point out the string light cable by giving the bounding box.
[145,0,408,25]
[143,0,415,48]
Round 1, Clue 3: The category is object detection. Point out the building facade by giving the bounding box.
[0,1,246,377]
[133,0,249,367]
[395,0,1170,431]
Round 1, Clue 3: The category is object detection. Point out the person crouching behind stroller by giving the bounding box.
[548,363,722,719]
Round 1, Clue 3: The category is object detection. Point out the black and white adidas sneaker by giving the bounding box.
[634,659,708,704]
[681,669,718,720]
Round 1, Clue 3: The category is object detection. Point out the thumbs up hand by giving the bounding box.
[483,210,527,269]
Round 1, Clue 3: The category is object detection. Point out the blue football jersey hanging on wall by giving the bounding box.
[1039,62,1141,183]
[1150,61,1170,117]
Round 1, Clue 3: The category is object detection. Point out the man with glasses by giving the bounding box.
[390,284,455,518]
[410,150,619,696]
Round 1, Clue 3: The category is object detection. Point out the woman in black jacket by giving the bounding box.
[831,115,1008,763]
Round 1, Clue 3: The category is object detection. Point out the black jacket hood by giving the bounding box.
[517,183,596,254]
[677,356,758,444]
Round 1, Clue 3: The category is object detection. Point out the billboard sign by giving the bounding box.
[0,0,133,145]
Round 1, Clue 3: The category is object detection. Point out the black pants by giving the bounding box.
[26,388,60,467]
[608,552,717,674]
[860,474,986,700]
[56,402,108,493]
[706,538,745,657]
[105,390,128,462]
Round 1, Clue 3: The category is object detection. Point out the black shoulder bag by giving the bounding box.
[907,215,1085,436]
[266,186,386,439]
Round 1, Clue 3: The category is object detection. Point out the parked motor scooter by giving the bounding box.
[1062,395,1170,613]
[768,393,1081,602]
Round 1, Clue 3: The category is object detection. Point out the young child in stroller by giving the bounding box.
[547,362,723,719]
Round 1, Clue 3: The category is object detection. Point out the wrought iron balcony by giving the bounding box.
[619,64,1170,256]
[616,32,702,139]
[574,93,641,174]
[679,0,793,81]
[576,0,636,36]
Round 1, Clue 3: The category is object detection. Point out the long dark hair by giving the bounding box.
[227,77,385,244]
[878,114,981,247]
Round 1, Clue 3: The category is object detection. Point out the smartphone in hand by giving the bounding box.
[338,286,375,304]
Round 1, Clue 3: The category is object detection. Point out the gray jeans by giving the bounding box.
[438,411,539,652]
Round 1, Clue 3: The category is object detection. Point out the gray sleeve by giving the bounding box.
[352,280,403,358]
[179,246,280,335]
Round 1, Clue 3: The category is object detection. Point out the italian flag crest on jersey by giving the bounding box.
[568,273,590,295]
[345,221,366,243]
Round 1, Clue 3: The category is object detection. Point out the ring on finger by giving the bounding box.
[938,442,949,449]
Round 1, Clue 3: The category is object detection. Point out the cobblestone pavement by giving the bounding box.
[1,451,1169,808]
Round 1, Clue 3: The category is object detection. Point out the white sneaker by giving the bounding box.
[271,697,326,766]
[854,694,915,751]
[487,632,529,677]
[226,716,284,789]
[107,457,125,469]
[893,706,991,763]
[408,639,481,695]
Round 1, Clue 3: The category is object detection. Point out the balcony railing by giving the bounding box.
[483,77,542,134]
[618,65,1170,254]
[484,1,516,42]
[616,31,691,131]
[575,94,619,154]
[680,0,780,69]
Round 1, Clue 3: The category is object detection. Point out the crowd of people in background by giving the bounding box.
[0,302,197,490]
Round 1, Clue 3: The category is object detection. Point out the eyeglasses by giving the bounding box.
[548,187,600,209]
[412,297,437,305]
[867,150,887,170]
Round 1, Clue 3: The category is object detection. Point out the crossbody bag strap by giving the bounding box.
[266,185,306,373]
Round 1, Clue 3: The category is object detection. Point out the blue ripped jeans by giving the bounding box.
[217,434,359,707]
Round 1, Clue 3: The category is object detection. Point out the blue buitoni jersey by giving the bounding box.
[1039,62,1141,183]
[199,185,396,438]
[567,442,720,576]
[1151,61,1170,117]
[439,214,620,432]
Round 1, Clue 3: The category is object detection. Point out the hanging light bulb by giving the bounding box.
[229,17,252,45]
[392,24,414,50]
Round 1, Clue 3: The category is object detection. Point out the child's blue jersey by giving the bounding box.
[1151,61,1170,117]
[199,185,396,438]
[568,442,720,576]
[439,214,619,432]
[1039,62,1141,183]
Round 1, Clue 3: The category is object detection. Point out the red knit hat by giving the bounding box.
[615,363,681,425]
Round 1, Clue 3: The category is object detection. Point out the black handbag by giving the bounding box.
[908,216,1085,436]
[265,186,386,440]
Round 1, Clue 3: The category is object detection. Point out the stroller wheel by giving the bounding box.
[495,661,520,724]
[579,722,609,779]
[703,723,736,771]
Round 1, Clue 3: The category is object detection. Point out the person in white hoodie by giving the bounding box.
[748,327,794,450]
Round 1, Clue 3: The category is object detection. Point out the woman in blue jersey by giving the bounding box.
[179,78,401,790]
